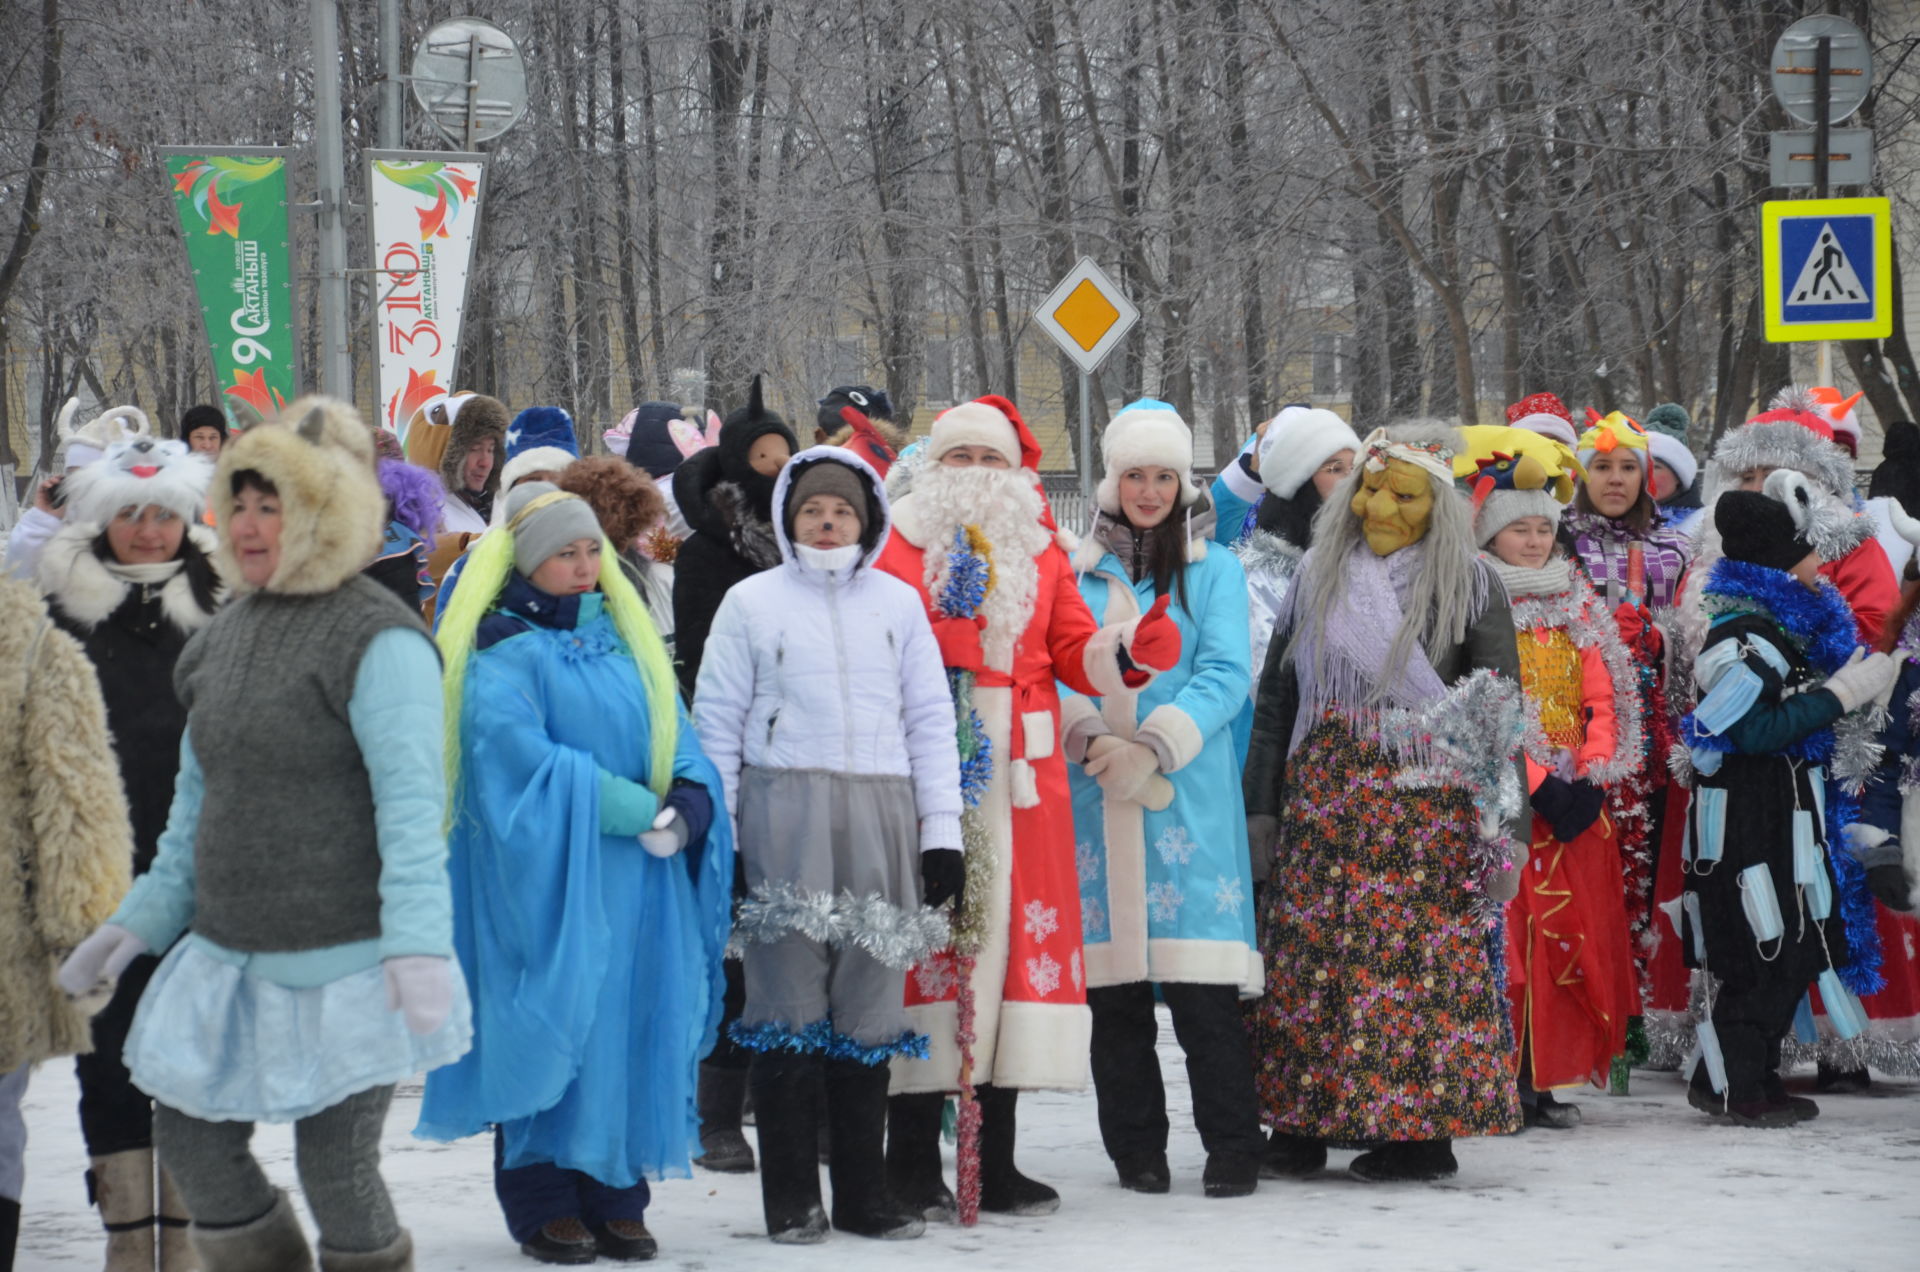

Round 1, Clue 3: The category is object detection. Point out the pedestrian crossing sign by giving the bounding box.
[1762,197,1892,342]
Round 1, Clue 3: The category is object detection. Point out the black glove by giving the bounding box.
[1867,863,1915,912]
[921,848,965,915]
[1530,776,1605,843]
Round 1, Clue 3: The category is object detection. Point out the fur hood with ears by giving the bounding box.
[214,396,386,596]
[37,521,225,632]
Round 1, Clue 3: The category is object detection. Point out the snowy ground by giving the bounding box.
[15,1015,1920,1271]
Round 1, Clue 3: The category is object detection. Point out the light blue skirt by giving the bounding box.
[125,939,473,1123]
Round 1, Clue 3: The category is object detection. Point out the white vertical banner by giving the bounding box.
[365,150,486,431]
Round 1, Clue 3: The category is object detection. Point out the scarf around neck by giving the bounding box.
[1485,555,1571,603]
[1285,539,1447,754]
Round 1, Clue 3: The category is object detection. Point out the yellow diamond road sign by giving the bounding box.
[1035,257,1138,373]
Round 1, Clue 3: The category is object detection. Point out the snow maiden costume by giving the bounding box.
[693,448,963,1243]
[1460,427,1641,1127]
[875,396,1184,1220]
[1062,401,1264,1199]
[419,482,733,1265]
[1675,483,1901,1126]
[61,399,473,1272]
[1243,421,1528,1183]
[39,434,225,1267]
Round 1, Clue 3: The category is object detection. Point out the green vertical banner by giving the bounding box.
[163,148,298,425]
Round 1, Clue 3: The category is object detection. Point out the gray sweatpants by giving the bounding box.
[154,1084,398,1253]
[736,767,924,1046]
[0,1064,27,1202]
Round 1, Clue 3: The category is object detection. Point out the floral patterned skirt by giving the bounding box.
[1248,716,1521,1142]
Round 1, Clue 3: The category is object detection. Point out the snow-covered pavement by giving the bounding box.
[15,1020,1920,1271]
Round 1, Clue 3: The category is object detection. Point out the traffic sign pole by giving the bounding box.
[1079,372,1092,504]
[1817,34,1830,383]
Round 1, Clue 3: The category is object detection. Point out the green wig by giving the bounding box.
[436,524,680,825]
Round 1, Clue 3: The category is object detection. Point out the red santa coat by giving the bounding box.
[875,492,1135,1092]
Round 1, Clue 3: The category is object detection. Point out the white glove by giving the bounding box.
[639,807,689,858]
[1084,738,1161,804]
[58,924,149,997]
[1822,647,1906,713]
[383,955,454,1036]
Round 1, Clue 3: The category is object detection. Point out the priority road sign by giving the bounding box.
[1034,257,1139,374]
[1761,197,1892,343]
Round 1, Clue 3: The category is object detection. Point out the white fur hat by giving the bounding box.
[63,436,213,526]
[1256,406,1363,500]
[927,399,1020,465]
[1096,399,1199,514]
[59,402,154,471]
[1645,429,1697,493]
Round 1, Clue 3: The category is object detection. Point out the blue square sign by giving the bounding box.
[1762,198,1892,342]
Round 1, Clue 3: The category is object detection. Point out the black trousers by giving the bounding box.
[73,953,160,1157]
[1709,958,1819,1103]
[1087,981,1263,1161]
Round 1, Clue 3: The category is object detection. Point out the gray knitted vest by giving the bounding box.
[175,575,427,952]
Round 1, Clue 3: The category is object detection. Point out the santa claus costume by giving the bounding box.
[875,396,1182,1221]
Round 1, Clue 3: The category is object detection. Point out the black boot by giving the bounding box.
[976,1084,1059,1216]
[1259,1130,1326,1180]
[1,1196,18,1272]
[1202,1151,1259,1199]
[824,1060,924,1239]
[1114,1150,1170,1194]
[697,1062,756,1173]
[886,1093,956,1223]
[750,1053,829,1243]
[1815,1061,1871,1094]
[1349,1139,1458,1182]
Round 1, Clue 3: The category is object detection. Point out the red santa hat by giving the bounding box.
[926,395,1043,471]
[1505,391,1577,447]
[1771,384,1864,457]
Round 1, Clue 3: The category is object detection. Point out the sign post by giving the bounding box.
[1768,14,1876,381]
[1033,257,1139,506]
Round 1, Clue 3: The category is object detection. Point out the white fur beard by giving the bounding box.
[913,465,1051,670]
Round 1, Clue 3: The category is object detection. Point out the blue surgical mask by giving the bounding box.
[1739,863,1785,945]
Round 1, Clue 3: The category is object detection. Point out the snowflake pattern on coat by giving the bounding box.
[1214,875,1245,915]
[1075,841,1101,887]
[1070,949,1084,991]
[912,954,958,1001]
[1147,881,1185,924]
[1155,825,1198,867]
[1024,899,1060,944]
[1080,896,1109,941]
[1027,952,1062,997]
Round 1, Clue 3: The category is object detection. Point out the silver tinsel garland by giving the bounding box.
[733,882,952,970]
[1504,571,1647,788]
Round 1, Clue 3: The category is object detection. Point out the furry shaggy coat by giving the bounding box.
[0,577,135,1070]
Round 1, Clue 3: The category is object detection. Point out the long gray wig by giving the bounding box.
[1286,419,1488,705]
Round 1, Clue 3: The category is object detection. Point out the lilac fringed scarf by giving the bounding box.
[1284,540,1447,755]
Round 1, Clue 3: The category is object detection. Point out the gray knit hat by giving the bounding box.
[784,459,870,540]
[1475,487,1565,548]
[504,481,603,576]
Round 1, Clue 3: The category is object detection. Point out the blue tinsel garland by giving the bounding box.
[939,527,994,808]
[727,1017,932,1066]
[1678,559,1883,994]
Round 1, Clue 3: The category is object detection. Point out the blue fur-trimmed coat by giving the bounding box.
[1062,533,1260,994]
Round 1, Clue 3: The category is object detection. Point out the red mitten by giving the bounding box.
[1612,601,1645,646]
[1127,595,1183,673]
[931,614,987,671]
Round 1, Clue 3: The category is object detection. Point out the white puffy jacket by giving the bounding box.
[692,447,963,850]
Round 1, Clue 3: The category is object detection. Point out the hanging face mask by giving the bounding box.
[1739,863,1785,946]
[1792,991,1818,1045]
[1793,812,1833,921]
[1693,1019,1729,1095]
[1818,969,1869,1040]
[1807,766,1827,825]
[1682,891,1708,964]
[1693,788,1727,868]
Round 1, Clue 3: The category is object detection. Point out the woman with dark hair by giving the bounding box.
[38,434,225,1268]
[1063,401,1262,1200]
